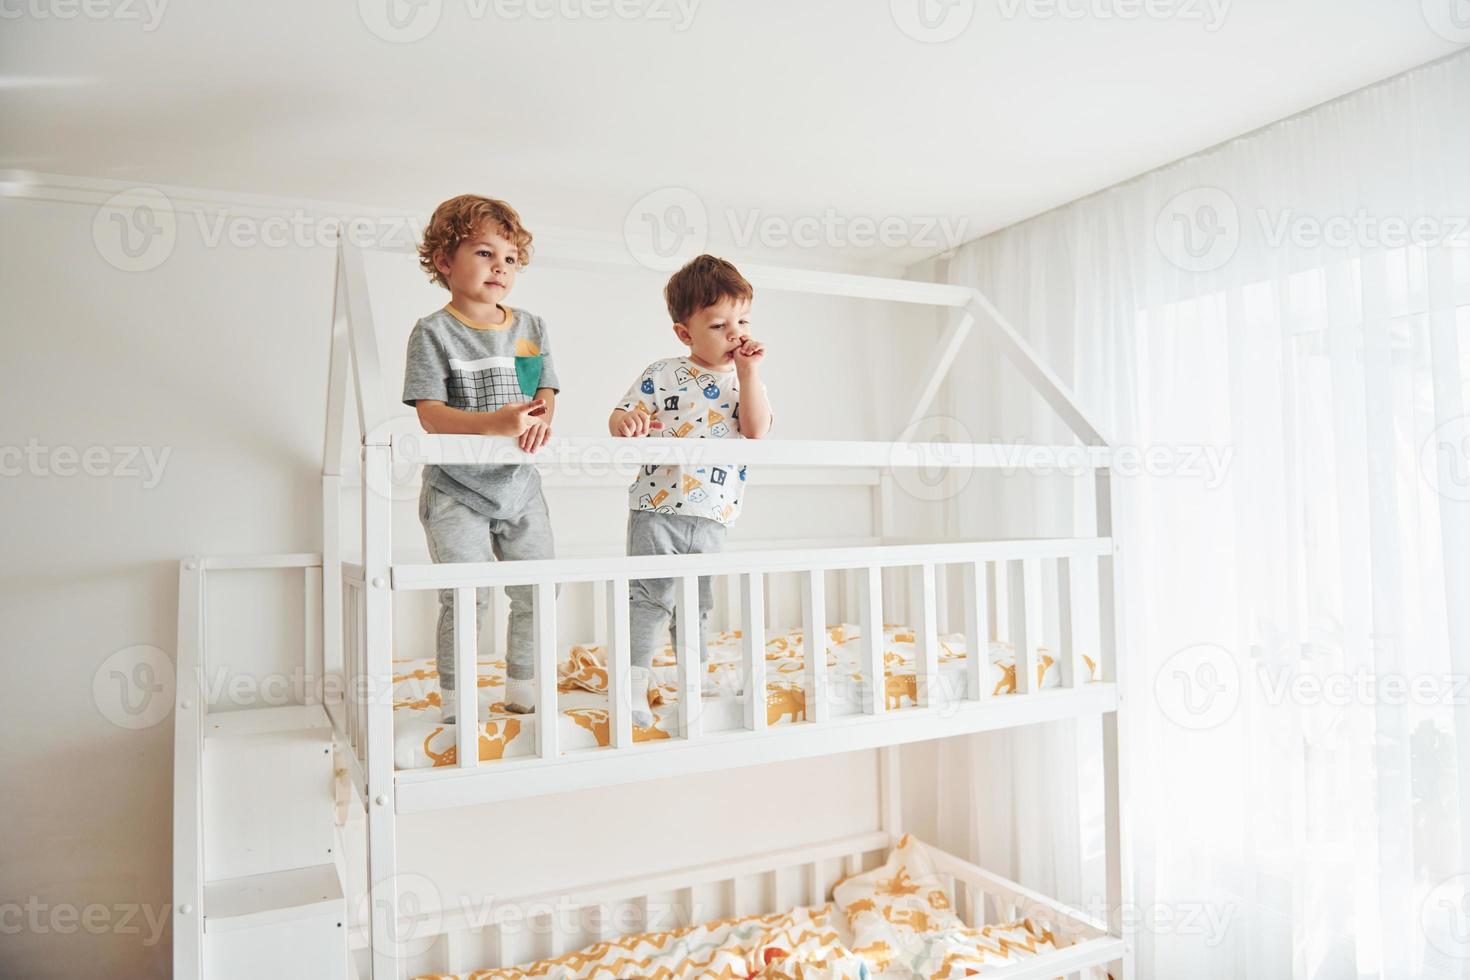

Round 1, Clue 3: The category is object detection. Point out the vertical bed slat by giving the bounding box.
[454,586,478,768]
[676,575,702,740]
[490,586,508,662]
[606,578,633,749]
[591,581,608,647]
[991,560,1010,642]
[1057,557,1087,689]
[962,562,993,701]
[859,566,884,714]
[934,564,950,634]
[345,586,357,752]
[303,565,322,702]
[802,569,828,723]
[914,564,940,707]
[742,572,767,732]
[534,582,558,760]
[1013,559,1041,694]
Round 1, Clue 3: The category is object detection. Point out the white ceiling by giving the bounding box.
[0,0,1461,268]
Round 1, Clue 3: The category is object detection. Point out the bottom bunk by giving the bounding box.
[358,834,1121,980]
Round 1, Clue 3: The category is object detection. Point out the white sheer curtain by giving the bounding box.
[938,51,1470,980]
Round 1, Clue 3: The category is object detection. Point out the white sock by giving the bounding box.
[629,666,654,728]
[505,677,536,714]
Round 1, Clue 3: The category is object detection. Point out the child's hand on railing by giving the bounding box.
[518,416,552,453]
[613,410,663,438]
[487,399,547,439]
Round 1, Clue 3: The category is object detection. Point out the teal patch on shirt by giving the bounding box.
[515,354,543,397]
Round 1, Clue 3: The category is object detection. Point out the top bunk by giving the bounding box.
[302,238,1125,810]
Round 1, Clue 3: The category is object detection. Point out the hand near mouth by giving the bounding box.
[733,337,765,372]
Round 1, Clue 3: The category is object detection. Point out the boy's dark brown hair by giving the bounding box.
[418,195,534,288]
[663,254,753,324]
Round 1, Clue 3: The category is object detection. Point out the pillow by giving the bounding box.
[832,834,963,973]
[832,835,1063,977]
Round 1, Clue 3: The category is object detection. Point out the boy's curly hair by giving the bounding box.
[418,195,533,288]
[663,254,753,324]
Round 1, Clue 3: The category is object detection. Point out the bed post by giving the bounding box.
[1097,466,1132,980]
[172,558,205,980]
[878,745,902,841]
[339,240,401,980]
[322,249,349,729]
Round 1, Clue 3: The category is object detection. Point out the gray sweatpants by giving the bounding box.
[627,510,727,669]
[419,482,555,689]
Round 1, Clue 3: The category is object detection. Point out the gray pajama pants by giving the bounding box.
[419,482,555,689]
[627,510,727,669]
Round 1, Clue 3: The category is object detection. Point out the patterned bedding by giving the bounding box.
[413,903,869,980]
[392,624,1098,770]
[411,901,1061,980]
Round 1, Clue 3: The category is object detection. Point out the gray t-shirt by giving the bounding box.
[402,304,560,519]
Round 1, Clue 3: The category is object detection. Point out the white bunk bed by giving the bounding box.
[173,239,1132,980]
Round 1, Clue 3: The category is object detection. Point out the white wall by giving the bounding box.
[0,191,944,978]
